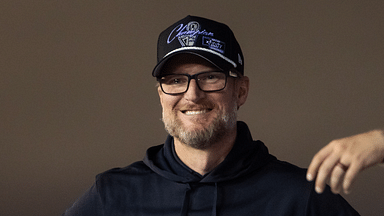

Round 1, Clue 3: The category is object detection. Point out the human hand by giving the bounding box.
[306,129,384,194]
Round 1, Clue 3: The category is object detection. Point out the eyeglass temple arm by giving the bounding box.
[229,70,238,78]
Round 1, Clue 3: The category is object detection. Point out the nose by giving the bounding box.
[183,79,205,102]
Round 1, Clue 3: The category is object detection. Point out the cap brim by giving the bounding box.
[152,49,235,77]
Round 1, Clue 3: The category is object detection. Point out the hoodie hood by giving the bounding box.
[143,121,276,184]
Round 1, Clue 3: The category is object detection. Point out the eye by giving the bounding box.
[172,78,182,84]
[199,72,224,83]
[207,74,218,80]
[161,75,188,85]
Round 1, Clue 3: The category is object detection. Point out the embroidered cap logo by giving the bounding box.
[179,21,199,46]
[167,21,214,47]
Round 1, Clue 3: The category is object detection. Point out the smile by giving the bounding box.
[182,109,212,115]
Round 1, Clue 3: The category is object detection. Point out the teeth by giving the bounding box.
[184,110,207,115]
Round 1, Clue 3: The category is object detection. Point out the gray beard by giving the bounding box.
[162,105,238,150]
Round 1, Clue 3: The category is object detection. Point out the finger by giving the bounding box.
[307,146,333,181]
[342,162,363,194]
[314,154,340,194]
[329,163,347,194]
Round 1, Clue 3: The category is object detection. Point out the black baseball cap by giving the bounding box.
[152,15,244,77]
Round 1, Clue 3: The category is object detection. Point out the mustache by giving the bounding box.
[178,102,215,111]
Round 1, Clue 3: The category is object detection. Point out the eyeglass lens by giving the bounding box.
[160,71,227,94]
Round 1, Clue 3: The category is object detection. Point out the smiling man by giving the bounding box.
[63,15,359,216]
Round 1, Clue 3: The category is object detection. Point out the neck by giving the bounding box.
[174,127,237,176]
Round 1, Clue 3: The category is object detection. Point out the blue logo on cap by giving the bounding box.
[202,36,225,54]
[167,21,214,47]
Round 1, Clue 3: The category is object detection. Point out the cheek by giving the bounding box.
[217,94,238,113]
[159,95,179,112]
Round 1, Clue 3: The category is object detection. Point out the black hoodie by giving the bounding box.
[63,122,359,216]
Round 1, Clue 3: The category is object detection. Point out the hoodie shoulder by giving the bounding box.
[261,159,310,188]
[97,161,152,181]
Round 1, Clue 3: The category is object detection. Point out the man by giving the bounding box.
[63,15,359,215]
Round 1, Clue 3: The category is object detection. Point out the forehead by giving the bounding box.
[160,54,219,75]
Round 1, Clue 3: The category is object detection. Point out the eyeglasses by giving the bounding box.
[157,70,238,95]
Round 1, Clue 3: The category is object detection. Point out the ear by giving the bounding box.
[157,84,162,96]
[236,76,249,109]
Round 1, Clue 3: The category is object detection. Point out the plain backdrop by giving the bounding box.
[1,1,383,215]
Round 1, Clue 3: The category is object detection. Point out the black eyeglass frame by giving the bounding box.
[157,70,239,95]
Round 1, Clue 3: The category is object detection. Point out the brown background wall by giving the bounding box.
[1,1,383,215]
